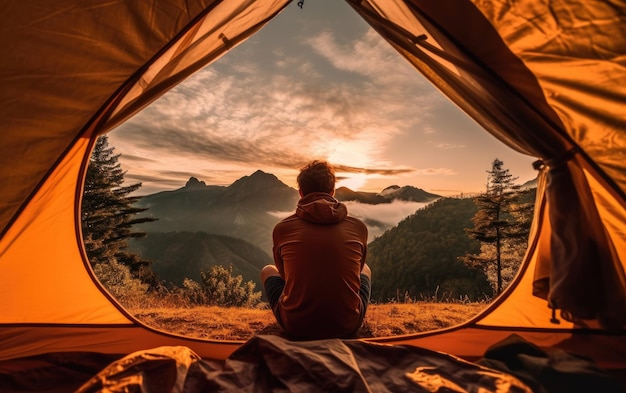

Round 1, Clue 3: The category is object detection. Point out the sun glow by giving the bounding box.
[336,173,368,191]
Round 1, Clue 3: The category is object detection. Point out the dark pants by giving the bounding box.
[263,273,372,330]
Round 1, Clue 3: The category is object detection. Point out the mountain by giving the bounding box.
[379,185,442,202]
[519,177,538,190]
[131,170,446,287]
[128,232,271,290]
[222,170,296,210]
[366,197,493,302]
[134,170,299,253]
[335,185,440,204]
[135,171,441,254]
[129,172,538,297]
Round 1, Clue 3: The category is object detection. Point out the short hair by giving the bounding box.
[297,160,336,196]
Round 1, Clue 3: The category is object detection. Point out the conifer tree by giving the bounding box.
[81,135,156,284]
[460,158,532,295]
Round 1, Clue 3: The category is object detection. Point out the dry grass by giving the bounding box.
[129,302,486,341]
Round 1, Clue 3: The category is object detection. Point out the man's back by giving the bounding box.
[272,192,368,339]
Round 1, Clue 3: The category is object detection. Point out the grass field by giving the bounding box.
[129,302,487,340]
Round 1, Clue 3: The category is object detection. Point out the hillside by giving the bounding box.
[128,231,272,289]
[134,170,299,253]
[366,197,493,302]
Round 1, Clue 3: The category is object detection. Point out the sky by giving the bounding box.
[109,0,538,197]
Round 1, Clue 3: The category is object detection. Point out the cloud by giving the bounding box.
[306,29,440,116]
[124,173,188,195]
[119,154,158,163]
[307,29,425,86]
[267,210,292,220]
[125,173,184,187]
[108,5,482,195]
[333,164,414,176]
[345,200,432,241]
[115,120,311,169]
[131,169,227,186]
[413,168,458,176]
[268,199,433,243]
[435,143,466,149]
[112,29,428,186]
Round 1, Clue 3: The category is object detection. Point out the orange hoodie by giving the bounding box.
[272,192,368,339]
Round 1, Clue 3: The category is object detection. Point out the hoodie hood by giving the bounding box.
[296,192,347,224]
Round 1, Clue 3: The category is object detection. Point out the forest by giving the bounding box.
[367,198,491,302]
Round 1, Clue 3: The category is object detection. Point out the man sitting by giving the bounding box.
[261,160,371,339]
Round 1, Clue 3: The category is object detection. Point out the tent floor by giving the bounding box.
[1,335,624,392]
[0,351,123,393]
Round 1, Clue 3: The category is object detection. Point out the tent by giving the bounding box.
[1,0,625,390]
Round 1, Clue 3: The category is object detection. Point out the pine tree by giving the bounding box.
[460,159,532,295]
[82,135,156,284]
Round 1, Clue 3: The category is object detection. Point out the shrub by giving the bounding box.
[200,265,261,307]
[93,259,149,307]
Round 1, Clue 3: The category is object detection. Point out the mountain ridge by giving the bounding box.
[131,170,445,286]
[135,171,445,244]
[335,185,441,204]
[130,170,536,296]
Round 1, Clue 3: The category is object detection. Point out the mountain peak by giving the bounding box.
[233,170,281,186]
[185,177,207,189]
[378,185,400,197]
[225,170,297,203]
[386,185,441,202]
[250,169,271,178]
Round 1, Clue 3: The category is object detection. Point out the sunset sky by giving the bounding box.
[109,0,538,197]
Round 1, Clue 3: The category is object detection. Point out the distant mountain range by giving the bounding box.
[129,170,538,296]
[134,170,442,253]
[335,185,440,204]
[519,177,538,190]
[134,170,299,253]
[131,170,444,287]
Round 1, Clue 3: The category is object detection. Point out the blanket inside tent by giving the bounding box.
[1,334,623,393]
